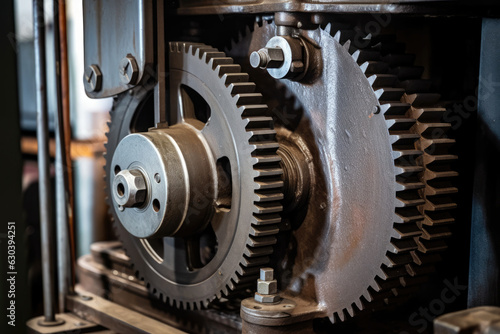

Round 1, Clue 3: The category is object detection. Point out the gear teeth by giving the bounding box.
[368,74,397,88]
[250,225,280,237]
[253,202,282,214]
[324,23,332,34]
[223,73,249,85]
[216,64,242,77]
[230,82,256,95]
[404,93,441,107]
[360,61,389,75]
[248,235,277,247]
[343,40,351,51]
[237,94,263,106]
[333,30,341,42]
[399,79,432,94]
[208,57,233,69]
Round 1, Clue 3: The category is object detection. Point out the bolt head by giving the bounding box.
[250,47,284,69]
[113,169,147,207]
[257,279,277,295]
[84,64,102,92]
[119,55,139,85]
[260,267,274,281]
[254,292,281,303]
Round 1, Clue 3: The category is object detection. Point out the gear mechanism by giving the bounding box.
[105,42,283,310]
[226,21,457,322]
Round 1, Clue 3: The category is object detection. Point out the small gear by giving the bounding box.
[105,42,283,310]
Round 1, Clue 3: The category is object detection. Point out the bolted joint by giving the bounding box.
[84,64,102,92]
[260,267,274,281]
[257,279,278,295]
[113,169,147,207]
[119,54,139,85]
[250,36,307,81]
[250,47,284,69]
[254,292,280,303]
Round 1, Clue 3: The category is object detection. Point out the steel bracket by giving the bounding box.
[83,0,154,98]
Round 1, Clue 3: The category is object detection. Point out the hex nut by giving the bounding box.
[84,64,102,92]
[119,55,139,85]
[260,267,274,281]
[254,292,281,303]
[257,279,277,295]
[250,47,284,69]
[113,169,147,207]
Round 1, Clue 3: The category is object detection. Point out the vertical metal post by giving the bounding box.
[468,18,500,308]
[33,0,57,324]
[154,0,167,126]
[53,0,73,313]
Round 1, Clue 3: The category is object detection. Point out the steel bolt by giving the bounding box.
[113,169,147,207]
[254,268,280,303]
[119,54,139,85]
[250,47,284,69]
[84,64,102,92]
[260,267,274,281]
[258,279,277,295]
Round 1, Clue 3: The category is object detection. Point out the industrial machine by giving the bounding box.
[17,0,500,333]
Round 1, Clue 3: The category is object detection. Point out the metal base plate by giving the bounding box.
[76,241,242,334]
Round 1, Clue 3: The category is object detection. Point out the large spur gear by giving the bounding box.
[227,21,457,322]
[105,42,283,310]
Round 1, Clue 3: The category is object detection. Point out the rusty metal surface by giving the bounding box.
[83,0,154,98]
[434,307,500,334]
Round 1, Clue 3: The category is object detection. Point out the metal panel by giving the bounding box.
[468,18,500,308]
[83,0,153,98]
[176,0,500,14]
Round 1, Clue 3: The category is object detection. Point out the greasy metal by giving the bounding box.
[83,0,154,98]
[83,64,102,93]
[67,288,188,334]
[434,307,500,334]
[105,43,283,309]
[227,21,456,322]
[77,242,242,333]
[34,0,56,323]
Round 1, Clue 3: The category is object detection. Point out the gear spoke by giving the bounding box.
[162,237,190,274]
[201,113,231,160]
